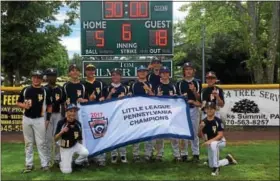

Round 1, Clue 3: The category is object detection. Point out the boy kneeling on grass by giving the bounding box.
[55,103,89,174]
[199,102,237,176]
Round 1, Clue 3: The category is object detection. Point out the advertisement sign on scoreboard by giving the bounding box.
[80,1,173,56]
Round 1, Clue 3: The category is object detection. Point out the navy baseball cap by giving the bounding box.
[151,58,162,64]
[206,71,217,78]
[183,62,194,69]
[205,102,216,109]
[137,65,148,72]
[66,103,80,111]
[111,68,122,75]
[31,70,44,78]
[68,64,80,72]
[85,64,96,70]
[160,66,170,73]
[45,68,58,76]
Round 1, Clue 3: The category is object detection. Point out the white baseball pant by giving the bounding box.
[181,107,200,156]
[207,138,229,168]
[45,113,62,163]
[22,116,48,167]
[133,141,154,157]
[170,139,180,158]
[59,142,89,174]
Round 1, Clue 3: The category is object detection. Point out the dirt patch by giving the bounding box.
[1,129,279,143]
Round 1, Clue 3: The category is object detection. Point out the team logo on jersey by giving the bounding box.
[212,126,217,133]
[38,94,43,101]
[96,88,100,94]
[77,90,81,97]
[169,91,174,96]
[55,94,60,101]
[89,117,108,139]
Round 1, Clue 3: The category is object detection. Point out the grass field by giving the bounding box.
[1,141,279,180]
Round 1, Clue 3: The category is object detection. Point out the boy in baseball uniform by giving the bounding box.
[54,104,89,174]
[199,102,237,176]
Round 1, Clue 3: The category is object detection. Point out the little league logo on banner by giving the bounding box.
[78,96,194,157]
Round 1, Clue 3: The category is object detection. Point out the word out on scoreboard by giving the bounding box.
[81,1,173,56]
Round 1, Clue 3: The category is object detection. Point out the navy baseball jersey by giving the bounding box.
[63,82,87,105]
[202,117,224,140]
[147,73,161,92]
[176,79,202,107]
[201,86,225,104]
[130,81,152,95]
[17,86,52,118]
[82,80,105,102]
[55,119,82,148]
[155,82,176,96]
[104,84,128,99]
[45,84,64,113]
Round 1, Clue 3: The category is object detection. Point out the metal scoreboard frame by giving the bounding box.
[80,1,173,56]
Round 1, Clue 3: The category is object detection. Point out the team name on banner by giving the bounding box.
[220,89,279,126]
[79,96,194,157]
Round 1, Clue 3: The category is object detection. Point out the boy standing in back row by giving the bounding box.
[176,62,202,162]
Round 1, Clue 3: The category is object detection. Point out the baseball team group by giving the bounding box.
[16,59,238,176]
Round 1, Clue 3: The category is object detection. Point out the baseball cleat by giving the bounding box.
[98,161,106,167]
[21,165,34,174]
[203,160,209,166]
[190,155,200,163]
[111,156,118,164]
[133,156,141,163]
[173,157,181,162]
[121,156,128,163]
[227,154,238,164]
[41,166,50,171]
[181,155,188,162]
[155,156,163,162]
[211,167,219,176]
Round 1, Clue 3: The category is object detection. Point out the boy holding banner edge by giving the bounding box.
[104,68,128,164]
[129,65,154,162]
[154,66,181,162]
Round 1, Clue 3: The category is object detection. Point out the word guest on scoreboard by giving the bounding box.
[80,1,173,56]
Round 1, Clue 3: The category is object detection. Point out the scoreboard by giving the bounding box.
[80,1,173,56]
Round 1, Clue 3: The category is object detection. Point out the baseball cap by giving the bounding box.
[66,103,80,111]
[206,71,217,78]
[110,68,122,75]
[68,64,80,72]
[31,70,43,78]
[205,102,216,109]
[85,64,96,70]
[160,66,170,73]
[137,65,148,72]
[183,62,194,69]
[151,58,162,64]
[45,68,58,76]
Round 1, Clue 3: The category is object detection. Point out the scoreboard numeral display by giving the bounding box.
[81,1,173,55]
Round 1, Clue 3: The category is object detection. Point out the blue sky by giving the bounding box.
[59,2,188,59]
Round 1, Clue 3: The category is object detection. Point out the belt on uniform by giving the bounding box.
[25,115,44,119]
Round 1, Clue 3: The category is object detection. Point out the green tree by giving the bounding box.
[1,1,79,86]
[176,1,280,83]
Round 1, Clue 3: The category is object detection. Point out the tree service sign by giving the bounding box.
[220,89,279,126]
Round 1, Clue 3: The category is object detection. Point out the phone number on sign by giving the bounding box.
[226,119,269,126]
[1,125,23,132]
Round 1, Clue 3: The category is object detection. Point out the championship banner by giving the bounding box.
[79,96,194,157]
[220,89,279,126]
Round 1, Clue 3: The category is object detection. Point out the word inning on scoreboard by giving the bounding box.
[80,1,173,56]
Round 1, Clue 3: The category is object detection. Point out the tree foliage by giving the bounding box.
[1,1,79,85]
[175,1,280,83]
